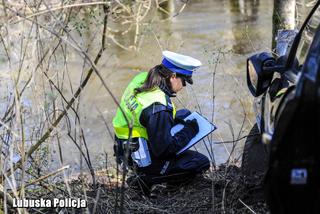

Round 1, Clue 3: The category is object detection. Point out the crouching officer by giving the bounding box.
[112,50,210,196]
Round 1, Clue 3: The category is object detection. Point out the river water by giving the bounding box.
[8,0,272,171]
[54,0,272,171]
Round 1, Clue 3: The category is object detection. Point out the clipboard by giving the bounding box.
[170,112,217,155]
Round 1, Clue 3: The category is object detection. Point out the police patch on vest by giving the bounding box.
[125,95,138,112]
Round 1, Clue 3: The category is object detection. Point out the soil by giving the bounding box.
[26,164,269,213]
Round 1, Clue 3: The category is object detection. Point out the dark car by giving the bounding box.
[242,1,320,213]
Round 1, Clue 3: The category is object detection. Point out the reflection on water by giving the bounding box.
[229,0,259,21]
[229,0,261,54]
[57,0,273,169]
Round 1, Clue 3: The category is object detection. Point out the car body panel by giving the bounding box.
[256,3,320,137]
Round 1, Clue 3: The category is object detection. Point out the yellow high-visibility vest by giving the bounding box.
[112,72,176,140]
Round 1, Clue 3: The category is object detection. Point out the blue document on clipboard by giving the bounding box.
[170,112,217,155]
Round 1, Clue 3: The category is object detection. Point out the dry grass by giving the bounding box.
[14,164,268,213]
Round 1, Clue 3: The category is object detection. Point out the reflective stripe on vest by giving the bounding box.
[112,72,176,140]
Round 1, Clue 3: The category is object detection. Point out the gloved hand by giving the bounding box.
[185,119,199,135]
[173,119,199,152]
[174,117,187,125]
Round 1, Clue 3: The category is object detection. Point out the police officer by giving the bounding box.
[113,50,210,196]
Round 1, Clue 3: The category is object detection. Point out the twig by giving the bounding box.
[222,180,230,214]
[96,108,114,142]
[18,165,70,190]
[173,0,189,17]
[10,2,108,23]
[238,198,257,214]
[214,133,259,144]
[92,186,101,214]
[0,184,14,207]
[211,171,215,213]
[4,3,115,177]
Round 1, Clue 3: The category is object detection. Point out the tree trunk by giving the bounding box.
[296,0,307,28]
[272,0,296,49]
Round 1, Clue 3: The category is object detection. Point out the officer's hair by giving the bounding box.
[134,64,173,95]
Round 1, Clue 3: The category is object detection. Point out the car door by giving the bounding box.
[263,2,320,136]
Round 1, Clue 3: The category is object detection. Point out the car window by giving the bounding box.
[294,4,320,73]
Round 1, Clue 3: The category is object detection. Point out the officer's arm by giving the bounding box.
[140,103,196,158]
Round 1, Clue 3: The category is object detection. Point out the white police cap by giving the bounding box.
[161,50,202,77]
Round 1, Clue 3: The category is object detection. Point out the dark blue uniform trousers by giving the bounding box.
[136,109,210,187]
[140,150,210,186]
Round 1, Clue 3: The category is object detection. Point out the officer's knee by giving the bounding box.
[182,151,210,173]
[196,153,210,172]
